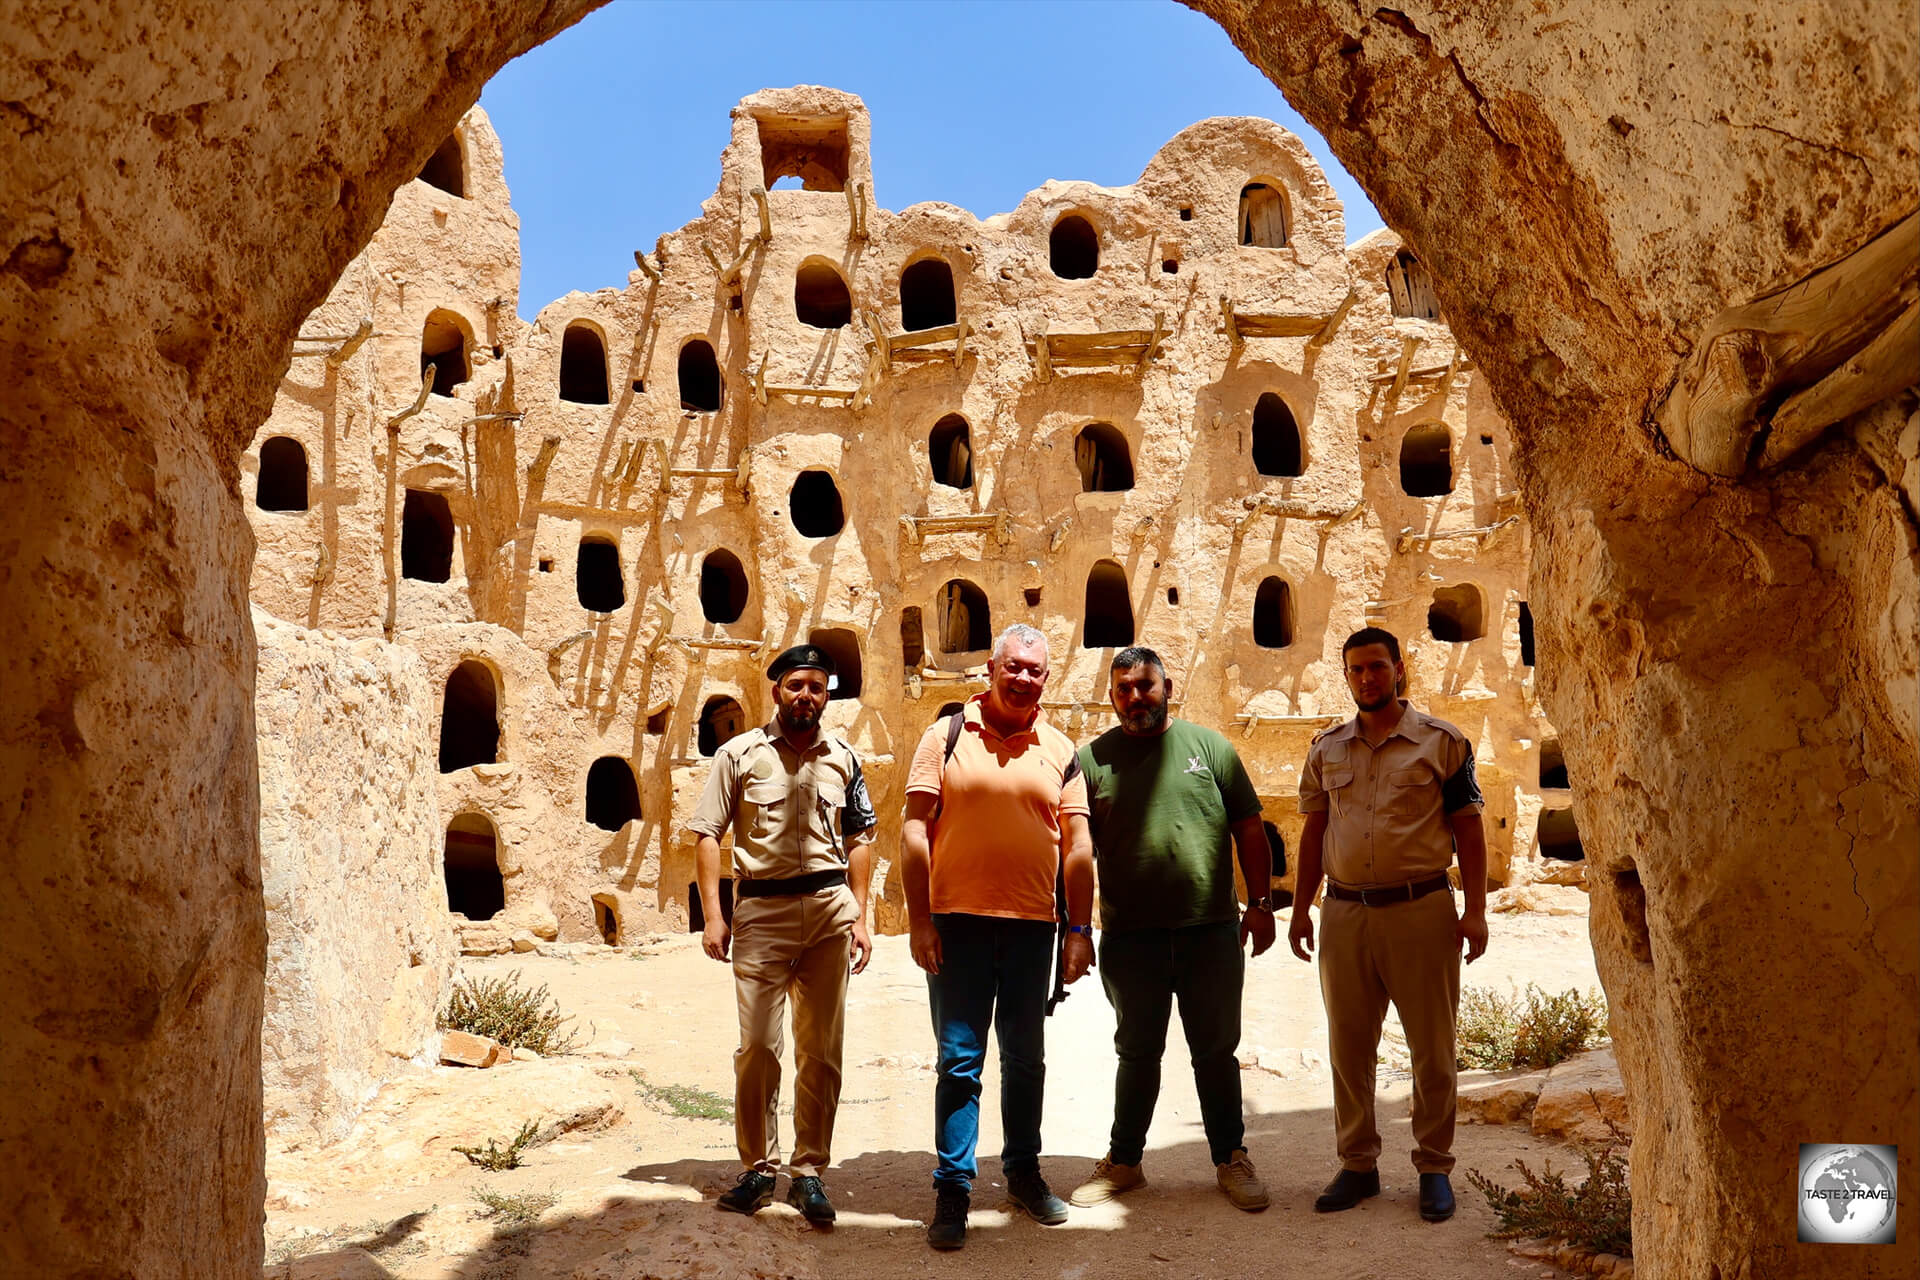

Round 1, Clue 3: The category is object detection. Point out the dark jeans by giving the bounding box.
[1099,920,1246,1166]
[925,912,1056,1191]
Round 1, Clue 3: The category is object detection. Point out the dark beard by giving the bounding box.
[1353,691,1396,713]
[1122,701,1168,733]
[778,704,820,732]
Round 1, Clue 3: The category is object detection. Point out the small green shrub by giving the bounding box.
[473,1186,558,1225]
[630,1069,733,1121]
[1457,983,1609,1071]
[440,971,579,1054]
[1467,1114,1632,1257]
[454,1119,541,1172]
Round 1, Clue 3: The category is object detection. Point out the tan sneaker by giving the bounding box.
[1216,1149,1270,1211]
[1068,1155,1146,1206]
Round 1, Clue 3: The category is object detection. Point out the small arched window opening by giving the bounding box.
[1261,820,1291,881]
[789,470,845,537]
[938,580,991,653]
[1238,182,1289,247]
[698,695,748,758]
[700,549,749,623]
[585,756,642,831]
[1251,393,1303,477]
[1387,249,1440,320]
[678,339,723,412]
[1428,584,1486,643]
[577,537,625,613]
[1539,809,1584,861]
[418,133,465,198]
[1253,576,1294,648]
[794,259,852,329]
[1083,560,1135,648]
[1049,214,1099,279]
[559,322,610,404]
[929,414,973,488]
[1075,422,1134,492]
[420,310,470,396]
[900,257,957,331]
[1539,737,1569,791]
[439,660,500,773]
[592,893,621,945]
[443,813,503,920]
[901,606,926,669]
[1518,602,1536,667]
[257,436,309,512]
[808,628,863,700]
[1399,423,1453,497]
[401,489,454,583]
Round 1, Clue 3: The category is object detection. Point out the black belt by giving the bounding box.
[1325,873,1452,906]
[735,869,847,899]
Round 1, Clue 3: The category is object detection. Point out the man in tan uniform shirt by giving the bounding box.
[1290,627,1488,1223]
[688,644,877,1225]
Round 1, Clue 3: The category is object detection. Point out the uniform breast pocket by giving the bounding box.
[1387,767,1430,816]
[1323,768,1355,814]
[744,780,787,842]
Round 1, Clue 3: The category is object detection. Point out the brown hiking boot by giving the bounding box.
[1068,1155,1146,1206]
[1215,1149,1270,1211]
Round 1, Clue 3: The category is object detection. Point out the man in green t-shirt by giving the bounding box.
[1069,646,1278,1212]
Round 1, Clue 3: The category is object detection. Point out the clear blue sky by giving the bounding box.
[481,0,1384,319]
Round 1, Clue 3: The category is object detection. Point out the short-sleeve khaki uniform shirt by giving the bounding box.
[1297,702,1482,889]
[687,724,877,882]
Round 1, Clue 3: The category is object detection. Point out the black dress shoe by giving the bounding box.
[786,1174,836,1224]
[1419,1172,1455,1222]
[1313,1167,1381,1212]
[927,1186,969,1250]
[717,1169,776,1214]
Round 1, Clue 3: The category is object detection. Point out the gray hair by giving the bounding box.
[990,623,1048,664]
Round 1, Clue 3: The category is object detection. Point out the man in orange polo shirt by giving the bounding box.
[901,624,1095,1251]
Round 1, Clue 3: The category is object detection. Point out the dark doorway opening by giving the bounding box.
[1238,182,1288,247]
[901,606,926,669]
[257,436,309,512]
[444,813,503,920]
[688,878,736,931]
[586,756,642,831]
[678,339,723,412]
[1075,422,1134,492]
[559,322,610,404]
[1519,602,1536,667]
[1251,392,1303,477]
[1399,423,1453,497]
[1049,214,1099,279]
[901,257,957,331]
[789,470,845,537]
[401,489,455,583]
[1084,560,1135,648]
[1253,577,1294,648]
[700,549,749,623]
[938,580,991,653]
[698,695,748,757]
[421,310,469,396]
[439,660,500,773]
[1428,584,1485,643]
[1539,809,1584,861]
[418,133,465,197]
[808,628,862,699]
[576,538,625,612]
[593,895,620,945]
[929,413,973,488]
[794,259,853,328]
[1539,738,1569,791]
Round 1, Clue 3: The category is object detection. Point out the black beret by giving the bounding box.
[767,644,835,682]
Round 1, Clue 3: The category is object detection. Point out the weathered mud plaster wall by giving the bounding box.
[1188,2,1920,1276]
[245,87,1563,950]
[0,5,601,1276]
[255,610,454,1143]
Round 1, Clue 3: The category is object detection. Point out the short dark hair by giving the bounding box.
[1109,646,1166,678]
[1342,627,1402,663]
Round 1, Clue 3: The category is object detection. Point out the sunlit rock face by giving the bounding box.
[1187,3,1918,1277]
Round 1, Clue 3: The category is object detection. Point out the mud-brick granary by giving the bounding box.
[244,86,1574,949]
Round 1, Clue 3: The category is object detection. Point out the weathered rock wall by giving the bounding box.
[0,4,600,1276]
[255,610,454,1143]
[1189,3,1919,1276]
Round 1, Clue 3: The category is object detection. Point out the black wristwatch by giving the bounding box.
[1246,896,1274,913]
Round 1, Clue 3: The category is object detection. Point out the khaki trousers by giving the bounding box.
[1318,889,1460,1174]
[731,883,858,1176]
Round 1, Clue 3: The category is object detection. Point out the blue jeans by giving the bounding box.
[926,913,1056,1191]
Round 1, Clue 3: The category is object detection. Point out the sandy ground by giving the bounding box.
[266,902,1603,1279]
